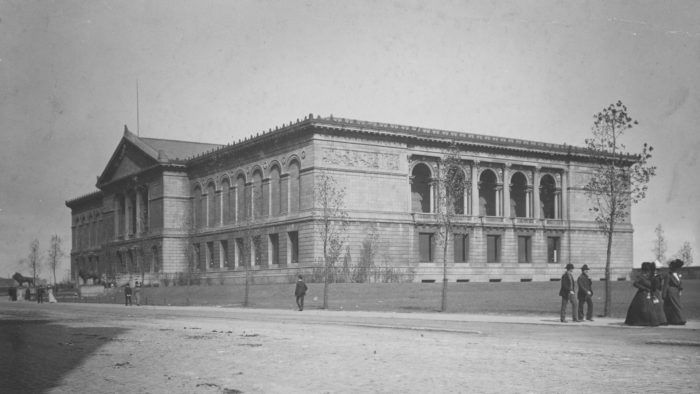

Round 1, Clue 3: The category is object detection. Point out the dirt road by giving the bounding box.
[1,301,699,393]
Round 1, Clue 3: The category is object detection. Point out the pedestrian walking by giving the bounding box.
[625,262,662,326]
[559,263,579,322]
[663,259,686,325]
[294,275,308,311]
[37,285,44,304]
[650,262,667,325]
[125,283,133,306]
[134,281,142,306]
[577,264,594,321]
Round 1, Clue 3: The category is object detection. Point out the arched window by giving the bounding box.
[411,163,432,213]
[193,186,202,228]
[479,169,498,216]
[540,174,557,219]
[151,246,160,273]
[270,165,281,216]
[207,182,218,227]
[510,172,528,218]
[221,178,231,224]
[288,160,300,213]
[236,174,246,221]
[252,170,263,219]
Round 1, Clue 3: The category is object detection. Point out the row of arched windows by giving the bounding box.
[411,163,561,219]
[193,160,301,229]
[114,246,160,274]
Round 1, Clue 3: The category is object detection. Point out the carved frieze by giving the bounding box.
[322,148,399,170]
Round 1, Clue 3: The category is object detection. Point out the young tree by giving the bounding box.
[652,224,667,263]
[27,238,43,285]
[315,172,349,309]
[47,234,66,286]
[583,101,656,316]
[436,141,469,312]
[674,241,694,267]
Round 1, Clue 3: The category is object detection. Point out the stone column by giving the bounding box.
[560,171,568,220]
[503,164,511,218]
[135,188,143,235]
[525,186,533,217]
[533,168,541,219]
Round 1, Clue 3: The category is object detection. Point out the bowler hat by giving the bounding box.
[581,264,589,271]
[565,263,574,270]
[669,259,685,271]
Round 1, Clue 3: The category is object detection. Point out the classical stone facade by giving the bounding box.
[66,115,635,284]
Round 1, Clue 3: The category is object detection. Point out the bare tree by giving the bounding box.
[315,172,349,309]
[47,234,65,286]
[436,141,469,312]
[651,224,667,263]
[583,101,656,316]
[27,238,43,285]
[674,241,694,267]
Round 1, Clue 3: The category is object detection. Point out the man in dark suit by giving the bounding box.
[294,275,308,311]
[559,263,580,322]
[577,264,594,321]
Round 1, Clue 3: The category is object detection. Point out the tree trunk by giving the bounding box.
[604,220,615,317]
[441,231,448,312]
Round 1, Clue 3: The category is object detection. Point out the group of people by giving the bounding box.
[124,281,142,306]
[6,284,57,303]
[559,259,687,326]
[559,263,595,322]
[624,259,686,326]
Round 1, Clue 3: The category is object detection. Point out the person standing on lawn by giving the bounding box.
[134,281,142,306]
[577,264,594,321]
[294,275,308,311]
[559,263,579,322]
[124,283,133,306]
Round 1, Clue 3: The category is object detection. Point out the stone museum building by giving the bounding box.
[66,114,634,284]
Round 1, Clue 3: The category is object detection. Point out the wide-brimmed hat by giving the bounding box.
[565,263,574,270]
[669,259,685,270]
[581,264,590,271]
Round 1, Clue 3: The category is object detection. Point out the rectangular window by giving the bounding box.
[287,231,299,264]
[419,233,434,262]
[547,237,560,263]
[220,240,230,268]
[518,236,531,263]
[252,235,262,266]
[206,241,215,268]
[454,234,468,263]
[487,235,501,263]
[268,234,279,265]
[235,238,244,267]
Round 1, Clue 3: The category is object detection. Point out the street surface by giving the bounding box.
[1,300,699,393]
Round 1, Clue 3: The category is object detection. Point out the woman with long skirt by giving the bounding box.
[650,263,667,325]
[663,259,686,325]
[625,262,658,326]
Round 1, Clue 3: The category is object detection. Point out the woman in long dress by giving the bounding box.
[48,285,58,303]
[663,259,686,325]
[650,263,667,325]
[625,262,660,326]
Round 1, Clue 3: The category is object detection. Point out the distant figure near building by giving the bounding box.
[663,259,686,325]
[134,281,142,306]
[559,263,579,323]
[37,285,44,304]
[294,275,308,311]
[577,264,593,321]
[125,283,133,306]
[48,286,57,303]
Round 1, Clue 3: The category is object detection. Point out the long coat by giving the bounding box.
[559,272,576,297]
[295,280,307,297]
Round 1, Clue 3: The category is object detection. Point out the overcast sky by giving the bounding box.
[1,0,699,279]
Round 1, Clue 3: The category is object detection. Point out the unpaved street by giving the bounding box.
[1,301,699,393]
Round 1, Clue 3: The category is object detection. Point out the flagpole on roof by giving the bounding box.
[136,79,140,136]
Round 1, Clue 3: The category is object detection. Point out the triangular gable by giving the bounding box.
[97,128,161,187]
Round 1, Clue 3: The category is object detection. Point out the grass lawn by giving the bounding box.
[72,279,700,320]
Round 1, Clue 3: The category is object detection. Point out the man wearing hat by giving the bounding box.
[577,264,594,321]
[559,263,580,322]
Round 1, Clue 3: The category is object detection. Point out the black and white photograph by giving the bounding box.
[1,1,699,393]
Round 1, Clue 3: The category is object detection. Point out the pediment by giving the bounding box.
[97,136,160,187]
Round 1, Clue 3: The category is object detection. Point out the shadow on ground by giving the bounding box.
[0,319,127,392]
